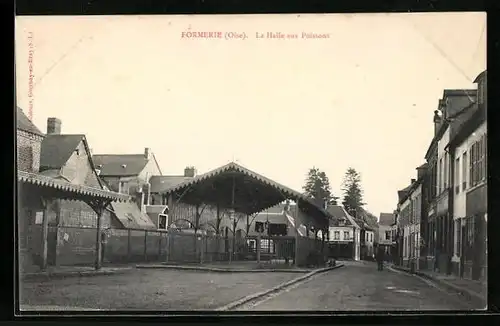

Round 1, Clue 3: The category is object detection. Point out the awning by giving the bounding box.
[18,170,130,203]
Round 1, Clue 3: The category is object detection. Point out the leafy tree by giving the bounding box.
[341,168,365,218]
[303,167,338,207]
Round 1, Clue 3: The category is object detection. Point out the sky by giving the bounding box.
[15,13,486,218]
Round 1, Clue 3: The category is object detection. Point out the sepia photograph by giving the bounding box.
[15,12,487,313]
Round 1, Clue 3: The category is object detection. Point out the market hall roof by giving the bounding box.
[160,162,332,226]
[18,170,130,202]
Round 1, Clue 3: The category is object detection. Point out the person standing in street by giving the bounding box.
[376,245,385,271]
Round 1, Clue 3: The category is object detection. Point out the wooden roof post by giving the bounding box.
[88,199,111,271]
[40,197,50,271]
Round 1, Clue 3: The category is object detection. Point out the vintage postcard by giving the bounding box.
[15,13,486,313]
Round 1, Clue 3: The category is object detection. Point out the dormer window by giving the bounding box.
[474,71,487,107]
[478,79,486,105]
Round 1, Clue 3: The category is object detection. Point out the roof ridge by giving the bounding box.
[94,154,144,156]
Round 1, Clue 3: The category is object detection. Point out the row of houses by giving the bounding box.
[394,70,487,282]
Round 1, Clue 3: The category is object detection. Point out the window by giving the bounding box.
[455,157,460,194]
[143,186,149,205]
[370,233,373,242]
[462,152,467,190]
[484,134,487,180]
[343,231,349,240]
[385,231,391,241]
[119,181,129,194]
[334,231,340,240]
[438,158,443,193]
[158,214,168,230]
[444,153,448,189]
[470,135,487,188]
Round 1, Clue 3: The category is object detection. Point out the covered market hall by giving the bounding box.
[159,162,333,267]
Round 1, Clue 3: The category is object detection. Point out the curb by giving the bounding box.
[389,265,486,307]
[135,264,312,273]
[21,267,134,282]
[20,305,104,312]
[214,263,345,311]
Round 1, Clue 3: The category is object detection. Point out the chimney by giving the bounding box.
[47,117,62,135]
[416,165,427,180]
[411,179,416,184]
[144,147,151,160]
[433,110,442,136]
[284,200,291,212]
[184,166,197,177]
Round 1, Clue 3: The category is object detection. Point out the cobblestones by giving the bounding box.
[237,261,483,311]
[20,269,299,311]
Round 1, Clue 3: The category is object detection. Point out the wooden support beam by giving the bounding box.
[87,199,111,271]
[40,197,50,271]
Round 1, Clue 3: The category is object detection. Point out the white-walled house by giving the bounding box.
[409,182,423,268]
[377,213,395,246]
[326,205,361,260]
[449,105,487,279]
[399,194,412,266]
[447,70,488,281]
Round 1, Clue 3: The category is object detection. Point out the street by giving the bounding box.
[20,261,483,311]
[236,261,483,311]
[20,269,300,311]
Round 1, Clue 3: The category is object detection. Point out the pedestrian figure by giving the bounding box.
[376,245,385,271]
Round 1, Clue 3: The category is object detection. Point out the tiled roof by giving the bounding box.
[254,212,287,224]
[40,134,84,170]
[379,213,395,226]
[16,107,43,136]
[92,154,148,177]
[161,162,333,219]
[261,203,288,214]
[417,163,428,170]
[18,170,129,202]
[149,175,192,193]
[326,205,360,229]
[109,201,156,229]
[397,184,414,203]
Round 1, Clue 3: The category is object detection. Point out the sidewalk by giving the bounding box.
[390,264,486,307]
[136,260,319,273]
[21,265,135,282]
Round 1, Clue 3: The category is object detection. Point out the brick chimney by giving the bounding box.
[184,166,197,177]
[417,167,427,179]
[284,200,291,212]
[47,117,61,135]
[144,147,151,160]
[433,110,442,136]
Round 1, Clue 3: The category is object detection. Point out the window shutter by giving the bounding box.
[469,146,474,187]
[483,135,487,181]
[475,141,479,184]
